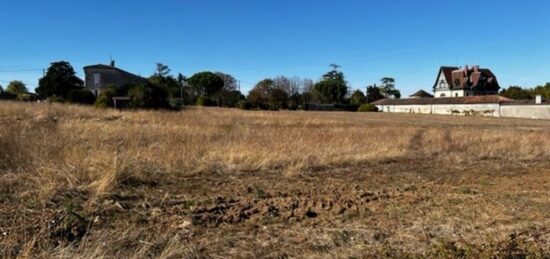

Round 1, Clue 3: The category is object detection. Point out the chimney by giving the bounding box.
[536,95,542,104]
[110,60,115,67]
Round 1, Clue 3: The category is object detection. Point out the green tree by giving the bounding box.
[350,89,367,105]
[358,103,379,112]
[0,84,15,100]
[532,83,550,99]
[67,89,96,104]
[268,87,289,110]
[187,72,224,103]
[499,86,531,99]
[148,63,180,104]
[223,90,244,107]
[313,64,348,104]
[366,85,384,103]
[175,73,189,102]
[379,77,400,98]
[247,78,289,110]
[128,82,169,109]
[6,81,28,97]
[154,63,171,77]
[247,79,273,109]
[36,61,83,99]
[94,84,119,108]
[215,72,244,107]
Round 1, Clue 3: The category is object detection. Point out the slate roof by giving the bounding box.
[83,64,146,81]
[433,66,500,91]
[410,89,434,98]
[433,66,459,90]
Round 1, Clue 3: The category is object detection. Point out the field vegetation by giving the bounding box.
[1,101,550,257]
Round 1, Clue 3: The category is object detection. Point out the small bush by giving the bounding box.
[68,89,96,105]
[196,96,213,106]
[94,86,118,108]
[47,95,65,103]
[358,103,379,112]
[17,93,38,102]
[94,94,111,108]
[0,91,16,100]
[128,83,170,109]
[237,100,251,110]
[169,98,185,110]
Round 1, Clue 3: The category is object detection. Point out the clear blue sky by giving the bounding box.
[1,0,549,95]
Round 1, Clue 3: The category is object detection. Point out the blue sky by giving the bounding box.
[1,0,549,95]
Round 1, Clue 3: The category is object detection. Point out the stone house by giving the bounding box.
[83,61,147,96]
[433,65,500,98]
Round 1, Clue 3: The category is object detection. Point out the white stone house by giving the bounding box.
[433,65,500,98]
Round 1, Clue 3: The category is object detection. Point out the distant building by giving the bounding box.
[433,65,500,98]
[409,89,433,99]
[83,61,147,95]
[370,65,550,120]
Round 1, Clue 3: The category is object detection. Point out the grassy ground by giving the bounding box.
[1,101,550,258]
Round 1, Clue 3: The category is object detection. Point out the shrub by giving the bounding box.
[196,96,213,106]
[237,100,251,110]
[169,98,185,110]
[94,85,118,108]
[47,95,65,103]
[358,103,379,112]
[128,83,170,109]
[335,104,359,112]
[94,94,111,108]
[17,93,38,102]
[68,89,96,105]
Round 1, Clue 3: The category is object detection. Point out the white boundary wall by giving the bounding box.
[501,105,550,120]
[376,103,550,120]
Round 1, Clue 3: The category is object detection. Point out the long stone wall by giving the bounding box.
[376,103,550,120]
[501,105,550,120]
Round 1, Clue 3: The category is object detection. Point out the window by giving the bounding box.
[93,73,101,86]
[440,93,446,97]
[439,80,446,89]
[455,93,458,97]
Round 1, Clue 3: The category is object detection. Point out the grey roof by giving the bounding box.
[410,89,434,98]
[83,64,146,80]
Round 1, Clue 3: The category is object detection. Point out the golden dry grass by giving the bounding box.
[1,101,550,258]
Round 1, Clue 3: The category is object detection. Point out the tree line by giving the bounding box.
[244,64,400,111]
[1,61,401,112]
[499,84,550,100]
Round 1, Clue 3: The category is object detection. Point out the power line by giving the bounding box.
[0,69,43,73]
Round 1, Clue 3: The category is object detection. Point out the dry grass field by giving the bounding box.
[1,101,550,258]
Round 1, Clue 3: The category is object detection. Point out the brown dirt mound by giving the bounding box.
[191,188,399,226]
